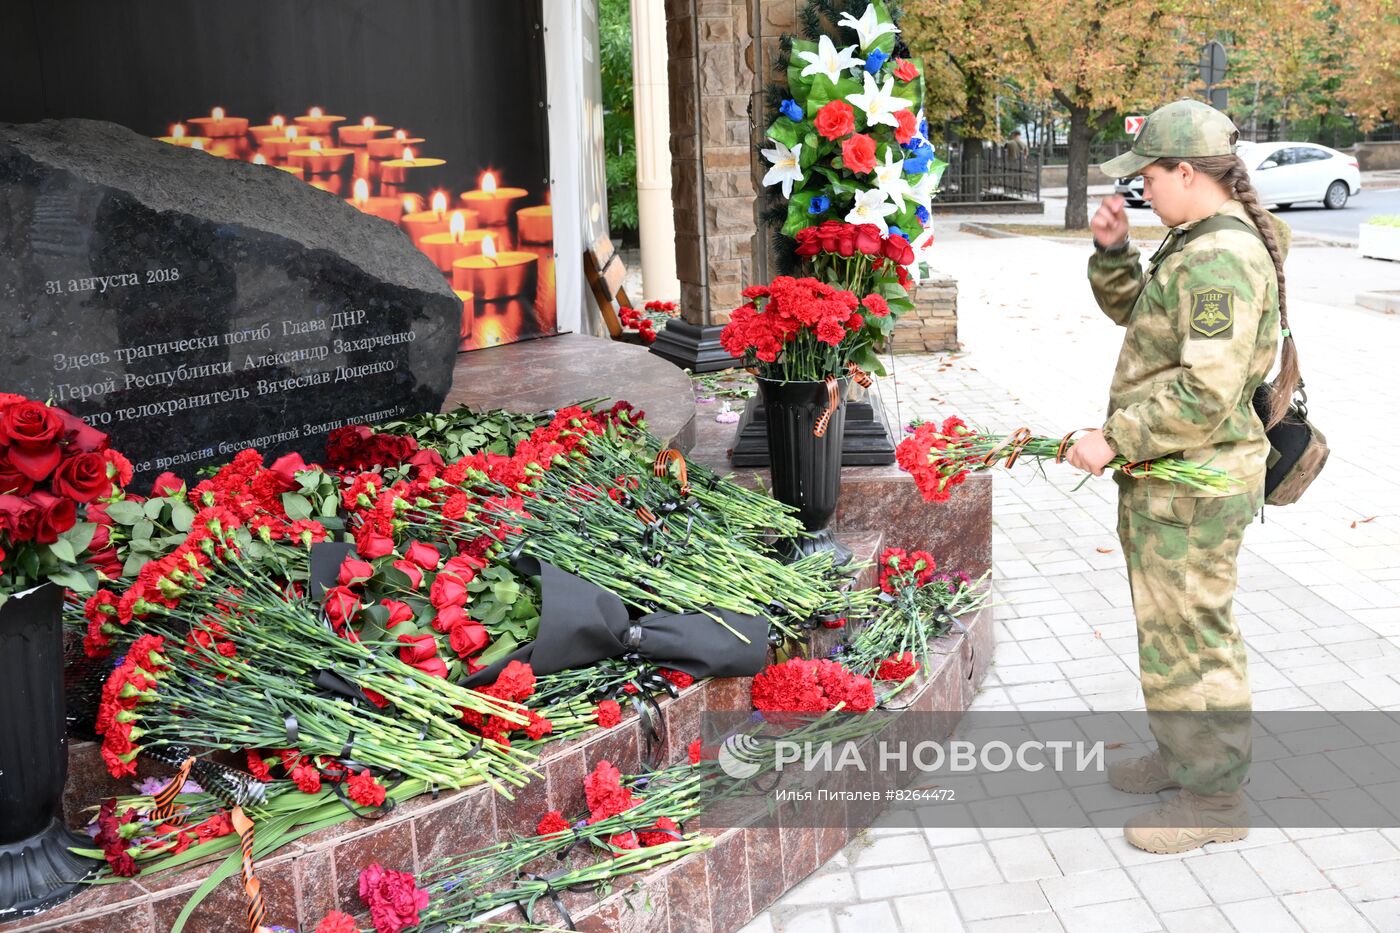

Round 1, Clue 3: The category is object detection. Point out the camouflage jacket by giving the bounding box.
[1088,199,1287,497]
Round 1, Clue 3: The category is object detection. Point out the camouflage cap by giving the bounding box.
[1101,99,1240,178]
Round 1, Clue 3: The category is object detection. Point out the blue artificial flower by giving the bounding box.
[887,225,905,239]
[918,118,928,138]
[780,98,803,122]
[808,195,831,214]
[904,141,934,175]
[916,205,930,224]
[865,49,889,75]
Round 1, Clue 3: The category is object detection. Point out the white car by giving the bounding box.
[1113,141,1361,210]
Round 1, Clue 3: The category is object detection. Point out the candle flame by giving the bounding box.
[287,126,300,141]
[172,124,186,139]
[395,129,407,141]
[310,106,323,119]
[353,178,370,205]
[212,106,225,120]
[190,139,205,151]
[449,211,467,240]
[402,147,416,163]
[481,234,498,258]
[253,153,268,165]
[480,172,497,193]
[310,139,324,152]
[362,116,376,128]
[402,194,420,214]
[431,191,448,214]
[272,115,285,129]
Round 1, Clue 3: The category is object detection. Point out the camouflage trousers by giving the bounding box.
[1116,482,1262,795]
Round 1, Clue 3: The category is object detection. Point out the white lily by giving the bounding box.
[910,167,939,207]
[760,139,804,199]
[845,188,898,233]
[847,72,912,129]
[838,4,899,51]
[797,35,863,85]
[873,147,915,210]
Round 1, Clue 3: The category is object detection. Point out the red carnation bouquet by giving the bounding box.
[897,416,1243,503]
[750,657,876,715]
[0,393,129,604]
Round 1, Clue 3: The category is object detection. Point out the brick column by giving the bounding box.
[664,0,756,327]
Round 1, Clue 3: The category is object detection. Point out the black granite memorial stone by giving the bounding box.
[0,119,460,486]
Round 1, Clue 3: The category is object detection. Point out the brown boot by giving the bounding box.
[1123,789,1248,854]
[1107,752,1180,794]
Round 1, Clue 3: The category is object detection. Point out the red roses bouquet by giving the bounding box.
[0,393,128,603]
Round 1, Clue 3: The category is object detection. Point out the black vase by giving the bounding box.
[756,376,853,567]
[0,583,101,915]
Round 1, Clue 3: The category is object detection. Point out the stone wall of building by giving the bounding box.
[890,273,958,353]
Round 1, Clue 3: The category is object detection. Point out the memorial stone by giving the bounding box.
[0,119,460,485]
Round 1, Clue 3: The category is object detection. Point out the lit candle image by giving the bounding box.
[261,125,308,159]
[157,123,210,148]
[379,146,446,185]
[252,152,303,176]
[400,191,474,249]
[289,138,353,175]
[339,116,393,147]
[347,177,404,222]
[451,233,538,299]
[295,106,345,136]
[453,288,475,342]
[367,128,425,159]
[249,114,288,144]
[460,171,529,226]
[188,106,248,138]
[516,205,553,244]
[421,211,493,272]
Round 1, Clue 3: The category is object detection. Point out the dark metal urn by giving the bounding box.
[756,376,854,568]
[0,583,101,915]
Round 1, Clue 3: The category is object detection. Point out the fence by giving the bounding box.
[936,148,1042,204]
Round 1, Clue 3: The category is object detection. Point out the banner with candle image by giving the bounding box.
[0,0,556,351]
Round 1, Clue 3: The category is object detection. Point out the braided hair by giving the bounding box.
[1152,154,1299,428]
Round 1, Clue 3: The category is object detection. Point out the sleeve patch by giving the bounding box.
[1190,286,1234,339]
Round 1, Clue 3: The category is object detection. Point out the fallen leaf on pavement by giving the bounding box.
[1093,630,1102,639]
[1096,547,1114,554]
[1104,742,1125,750]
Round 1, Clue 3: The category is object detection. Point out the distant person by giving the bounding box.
[1067,99,1298,855]
[1004,130,1028,160]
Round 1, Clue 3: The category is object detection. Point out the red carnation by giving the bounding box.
[292,761,322,794]
[584,760,638,822]
[688,739,703,765]
[314,911,359,933]
[347,769,386,808]
[876,652,920,681]
[841,133,877,174]
[595,699,622,728]
[814,100,855,140]
[661,668,694,689]
[863,293,890,317]
[637,816,681,847]
[358,862,428,933]
[536,810,572,836]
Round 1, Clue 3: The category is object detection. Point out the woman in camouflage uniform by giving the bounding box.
[1065,99,1300,854]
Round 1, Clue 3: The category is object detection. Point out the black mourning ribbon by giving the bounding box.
[461,553,770,688]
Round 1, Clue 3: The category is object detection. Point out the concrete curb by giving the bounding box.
[1357,289,1400,314]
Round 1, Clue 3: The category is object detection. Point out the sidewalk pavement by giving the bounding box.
[744,223,1400,932]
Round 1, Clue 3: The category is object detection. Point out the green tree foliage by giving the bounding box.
[600,0,639,236]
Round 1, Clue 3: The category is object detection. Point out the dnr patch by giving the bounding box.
[1190,286,1234,339]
